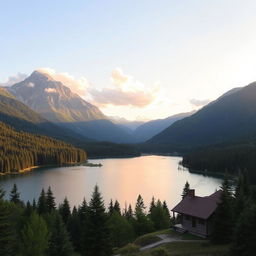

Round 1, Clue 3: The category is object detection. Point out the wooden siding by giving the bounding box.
[181,214,208,237]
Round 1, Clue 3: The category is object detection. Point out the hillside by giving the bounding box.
[0,122,86,173]
[149,82,256,149]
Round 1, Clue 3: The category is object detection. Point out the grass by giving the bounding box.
[115,243,140,255]
[137,242,229,256]
[115,229,227,256]
[134,233,162,247]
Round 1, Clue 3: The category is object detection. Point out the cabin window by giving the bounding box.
[198,219,205,225]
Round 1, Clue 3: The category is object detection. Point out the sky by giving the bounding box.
[1,0,256,121]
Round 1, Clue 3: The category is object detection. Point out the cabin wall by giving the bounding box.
[181,214,207,237]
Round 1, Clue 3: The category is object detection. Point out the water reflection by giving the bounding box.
[0,155,222,210]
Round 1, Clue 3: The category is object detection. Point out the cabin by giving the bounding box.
[171,189,222,237]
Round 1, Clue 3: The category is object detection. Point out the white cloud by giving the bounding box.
[90,68,159,107]
[36,68,90,96]
[190,98,211,107]
[1,73,28,86]
[27,82,34,88]
[2,68,160,109]
[45,88,57,93]
[111,68,130,85]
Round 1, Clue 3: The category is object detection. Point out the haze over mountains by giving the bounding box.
[3,69,256,150]
[4,70,197,143]
[149,82,256,150]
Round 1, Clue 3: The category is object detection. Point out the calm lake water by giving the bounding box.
[0,155,222,210]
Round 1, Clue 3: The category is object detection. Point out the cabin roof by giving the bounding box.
[171,190,222,220]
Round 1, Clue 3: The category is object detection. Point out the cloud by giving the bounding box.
[111,68,130,85]
[27,82,34,88]
[36,68,90,96]
[2,68,160,108]
[45,88,57,93]
[190,98,211,107]
[90,68,159,107]
[1,73,28,86]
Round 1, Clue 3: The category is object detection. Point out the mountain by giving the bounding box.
[149,82,256,150]
[8,71,138,143]
[8,70,105,122]
[133,111,194,142]
[61,119,136,143]
[109,116,145,133]
[0,86,93,143]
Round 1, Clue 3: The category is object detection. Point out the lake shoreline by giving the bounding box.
[0,161,87,176]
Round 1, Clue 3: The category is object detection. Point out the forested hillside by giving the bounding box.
[149,82,256,149]
[182,141,256,183]
[0,122,86,173]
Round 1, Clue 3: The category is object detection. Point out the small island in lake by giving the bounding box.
[84,162,103,167]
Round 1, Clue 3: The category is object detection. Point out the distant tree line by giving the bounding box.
[0,122,87,173]
[182,143,256,184]
[0,184,172,256]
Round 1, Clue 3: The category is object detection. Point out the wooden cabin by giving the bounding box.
[171,189,222,237]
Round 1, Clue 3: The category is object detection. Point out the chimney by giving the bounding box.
[188,189,195,197]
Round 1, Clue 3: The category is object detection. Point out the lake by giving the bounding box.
[0,155,222,211]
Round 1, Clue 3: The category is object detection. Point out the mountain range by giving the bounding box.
[4,69,256,154]
[5,70,195,143]
[149,82,256,150]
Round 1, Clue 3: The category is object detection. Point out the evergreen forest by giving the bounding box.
[0,122,87,173]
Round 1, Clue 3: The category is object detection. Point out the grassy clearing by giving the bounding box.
[133,229,179,247]
[115,243,140,255]
[134,233,161,247]
[137,242,229,256]
[114,229,227,256]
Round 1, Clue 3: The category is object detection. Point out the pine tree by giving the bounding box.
[46,186,56,212]
[124,204,133,220]
[77,198,90,254]
[182,181,190,198]
[38,189,47,215]
[108,211,135,247]
[32,198,37,210]
[68,206,83,253]
[231,203,256,256]
[0,200,15,255]
[113,200,121,215]
[10,183,21,204]
[134,195,154,236]
[86,185,112,256]
[20,212,49,256]
[24,201,33,217]
[48,213,74,256]
[149,196,156,214]
[135,195,146,216]
[211,176,234,244]
[108,199,114,215]
[59,197,71,225]
[149,200,170,230]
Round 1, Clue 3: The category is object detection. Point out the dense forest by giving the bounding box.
[0,122,86,173]
[182,142,256,183]
[0,184,171,256]
[0,176,255,256]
